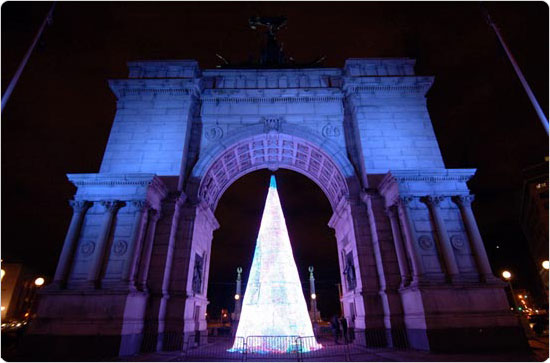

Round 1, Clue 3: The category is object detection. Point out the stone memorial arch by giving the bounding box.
[29,59,524,358]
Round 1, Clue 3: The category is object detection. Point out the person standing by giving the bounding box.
[340,315,348,344]
[330,314,341,344]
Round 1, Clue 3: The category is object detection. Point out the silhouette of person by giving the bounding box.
[330,314,341,344]
[340,315,348,343]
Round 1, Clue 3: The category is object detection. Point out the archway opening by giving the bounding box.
[206,168,341,332]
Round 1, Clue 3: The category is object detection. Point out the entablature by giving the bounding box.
[342,76,434,97]
[108,78,202,98]
[200,87,344,104]
[127,60,200,79]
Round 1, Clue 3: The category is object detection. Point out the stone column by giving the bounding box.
[137,209,161,291]
[396,197,425,283]
[52,200,92,288]
[86,200,123,287]
[423,196,460,282]
[453,195,494,281]
[121,200,150,288]
[385,206,411,287]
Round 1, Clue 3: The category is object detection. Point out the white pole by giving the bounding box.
[1,2,56,113]
[487,12,549,134]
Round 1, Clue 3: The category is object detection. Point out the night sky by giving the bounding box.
[2,2,548,318]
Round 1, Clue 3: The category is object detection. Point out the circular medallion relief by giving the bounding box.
[80,241,95,256]
[205,127,223,141]
[322,124,341,138]
[112,240,128,256]
[418,235,434,250]
[451,235,466,250]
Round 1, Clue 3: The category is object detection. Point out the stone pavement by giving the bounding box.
[111,337,547,362]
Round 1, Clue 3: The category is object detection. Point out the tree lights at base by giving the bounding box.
[229,176,322,353]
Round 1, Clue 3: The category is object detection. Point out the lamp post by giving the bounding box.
[502,270,533,337]
[541,261,549,299]
[502,271,519,311]
[309,266,319,335]
[231,267,242,337]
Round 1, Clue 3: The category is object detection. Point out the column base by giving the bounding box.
[386,327,409,348]
[354,328,388,347]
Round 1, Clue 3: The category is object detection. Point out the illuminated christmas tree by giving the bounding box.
[230,175,322,353]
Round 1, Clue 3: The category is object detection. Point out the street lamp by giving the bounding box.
[234,294,240,300]
[542,260,549,270]
[34,277,45,287]
[502,271,520,312]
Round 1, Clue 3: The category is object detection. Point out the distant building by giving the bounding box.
[520,160,549,300]
[1,263,43,321]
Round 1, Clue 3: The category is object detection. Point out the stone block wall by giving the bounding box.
[100,63,200,175]
[343,58,445,174]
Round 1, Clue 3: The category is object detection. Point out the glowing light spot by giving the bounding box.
[1,269,5,281]
[502,271,511,279]
[311,293,316,300]
[34,277,45,286]
[1,306,5,311]
[543,261,549,270]
[235,294,240,300]
[230,175,321,353]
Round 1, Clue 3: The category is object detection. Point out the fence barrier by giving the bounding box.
[181,333,368,362]
[245,336,300,361]
[183,335,245,361]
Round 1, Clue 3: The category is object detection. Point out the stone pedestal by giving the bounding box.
[26,289,148,359]
[400,283,527,351]
[378,169,528,352]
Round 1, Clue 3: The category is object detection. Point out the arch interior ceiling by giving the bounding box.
[199,134,348,210]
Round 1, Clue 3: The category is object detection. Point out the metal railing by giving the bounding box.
[245,336,301,361]
[184,336,246,361]
[181,334,361,362]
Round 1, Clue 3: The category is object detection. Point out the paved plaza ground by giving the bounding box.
[111,336,549,362]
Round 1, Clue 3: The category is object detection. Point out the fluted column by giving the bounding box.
[453,195,494,281]
[396,197,425,282]
[121,200,150,287]
[137,209,162,291]
[386,206,411,287]
[52,200,92,287]
[424,196,460,282]
[87,200,123,287]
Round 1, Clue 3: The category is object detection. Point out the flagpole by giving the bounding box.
[485,9,549,135]
[1,2,56,113]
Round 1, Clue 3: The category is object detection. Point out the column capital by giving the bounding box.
[396,195,415,207]
[100,200,124,213]
[359,188,379,203]
[422,195,445,207]
[129,199,151,213]
[69,200,92,213]
[452,195,475,208]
